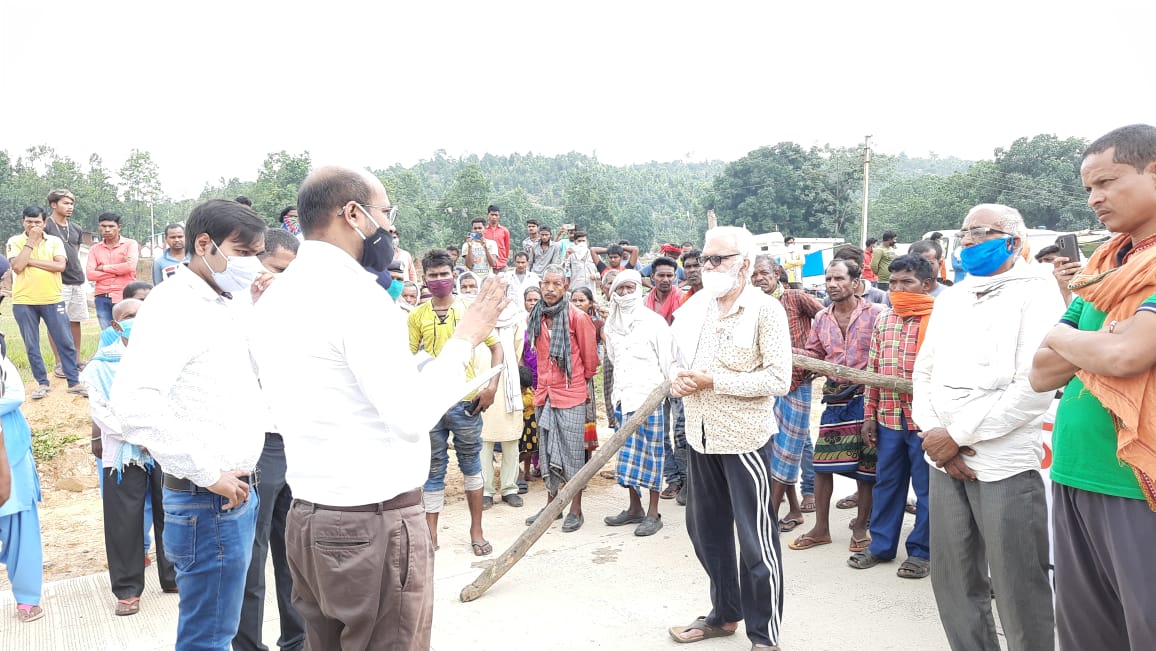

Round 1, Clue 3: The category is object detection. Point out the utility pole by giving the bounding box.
[860,135,872,249]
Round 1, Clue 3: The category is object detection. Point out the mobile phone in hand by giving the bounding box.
[1055,234,1080,262]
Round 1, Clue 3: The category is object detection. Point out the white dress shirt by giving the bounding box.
[111,265,266,487]
[251,241,475,506]
[912,262,1064,482]
[605,308,679,414]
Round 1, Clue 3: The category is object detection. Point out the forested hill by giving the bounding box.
[0,133,1097,253]
[371,151,726,252]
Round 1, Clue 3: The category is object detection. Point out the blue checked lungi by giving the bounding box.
[771,383,813,484]
[613,404,666,492]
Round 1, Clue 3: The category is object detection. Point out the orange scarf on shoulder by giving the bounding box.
[889,291,936,353]
[1073,233,1156,510]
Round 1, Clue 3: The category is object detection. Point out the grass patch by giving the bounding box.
[0,307,103,384]
[32,427,82,463]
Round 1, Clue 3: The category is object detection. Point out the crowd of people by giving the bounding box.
[1,124,1155,651]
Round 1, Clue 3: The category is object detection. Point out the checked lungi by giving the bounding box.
[613,403,665,492]
[813,394,876,482]
[771,383,812,485]
[537,397,588,495]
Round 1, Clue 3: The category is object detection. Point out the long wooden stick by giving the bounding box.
[460,380,671,603]
[792,354,913,393]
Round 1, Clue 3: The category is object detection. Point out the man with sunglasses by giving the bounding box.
[668,227,791,650]
[913,204,1061,651]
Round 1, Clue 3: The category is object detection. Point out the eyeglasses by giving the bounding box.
[960,226,1009,240]
[701,253,741,267]
[360,203,399,226]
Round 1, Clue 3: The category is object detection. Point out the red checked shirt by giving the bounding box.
[779,289,825,391]
[863,309,920,431]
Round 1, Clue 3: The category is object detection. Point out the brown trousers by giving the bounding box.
[285,492,434,651]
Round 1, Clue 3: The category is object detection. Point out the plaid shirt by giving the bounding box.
[803,297,883,382]
[863,309,920,431]
[779,289,825,390]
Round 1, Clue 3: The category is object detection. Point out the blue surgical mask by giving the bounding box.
[958,237,1016,277]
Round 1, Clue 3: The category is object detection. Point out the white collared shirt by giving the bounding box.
[912,264,1064,481]
[111,265,266,487]
[605,308,679,415]
[251,241,474,506]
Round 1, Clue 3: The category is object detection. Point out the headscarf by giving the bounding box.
[605,269,644,337]
[1071,233,1156,510]
[527,290,572,385]
[457,271,480,296]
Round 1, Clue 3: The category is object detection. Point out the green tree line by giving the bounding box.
[0,133,1098,259]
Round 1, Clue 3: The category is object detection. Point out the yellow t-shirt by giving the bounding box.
[6,233,65,305]
[407,300,498,382]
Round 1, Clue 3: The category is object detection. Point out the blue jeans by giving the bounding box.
[163,486,259,651]
[868,422,929,561]
[424,402,483,493]
[800,436,815,496]
[94,294,115,330]
[662,397,687,485]
[12,302,78,386]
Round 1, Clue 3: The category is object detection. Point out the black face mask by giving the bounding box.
[354,204,394,272]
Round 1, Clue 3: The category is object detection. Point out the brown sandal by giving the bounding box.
[115,598,140,616]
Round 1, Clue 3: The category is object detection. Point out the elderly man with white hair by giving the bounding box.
[602,269,679,537]
[667,226,792,650]
[912,204,1062,651]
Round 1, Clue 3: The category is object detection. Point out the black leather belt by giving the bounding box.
[163,470,260,493]
[94,293,112,299]
[294,488,421,513]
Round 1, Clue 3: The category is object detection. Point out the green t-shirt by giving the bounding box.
[1050,294,1156,500]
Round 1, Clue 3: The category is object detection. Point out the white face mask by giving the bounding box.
[204,241,264,293]
[611,290,640,312]
[701,260,742,298]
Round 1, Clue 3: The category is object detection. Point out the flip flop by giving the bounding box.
[777,517,804,533]
[835,495,859,509]
[668,616,736,644]
[849,535,871,553]
[800,494,816,513]
[115,598,140,616]
[31,386,50,400]
[470,540,493,557]
[788,534,832,550]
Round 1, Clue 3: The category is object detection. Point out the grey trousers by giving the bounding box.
[1053,483,1156,650]
[929,469,1054,651]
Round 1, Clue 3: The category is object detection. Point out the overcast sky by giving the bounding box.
[2,0,1153,199]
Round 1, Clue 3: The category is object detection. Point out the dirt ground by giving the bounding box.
[1,376,617,590]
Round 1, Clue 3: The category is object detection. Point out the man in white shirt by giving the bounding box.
[250,166,508,651]
[464,217,499,278]
[111,199,270,649]
[912,204,1061,651]
[506,250,540,295]
[602,270,678,537]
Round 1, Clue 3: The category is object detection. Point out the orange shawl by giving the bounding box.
[1072,233,1156,510]
[889,291,936,353]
